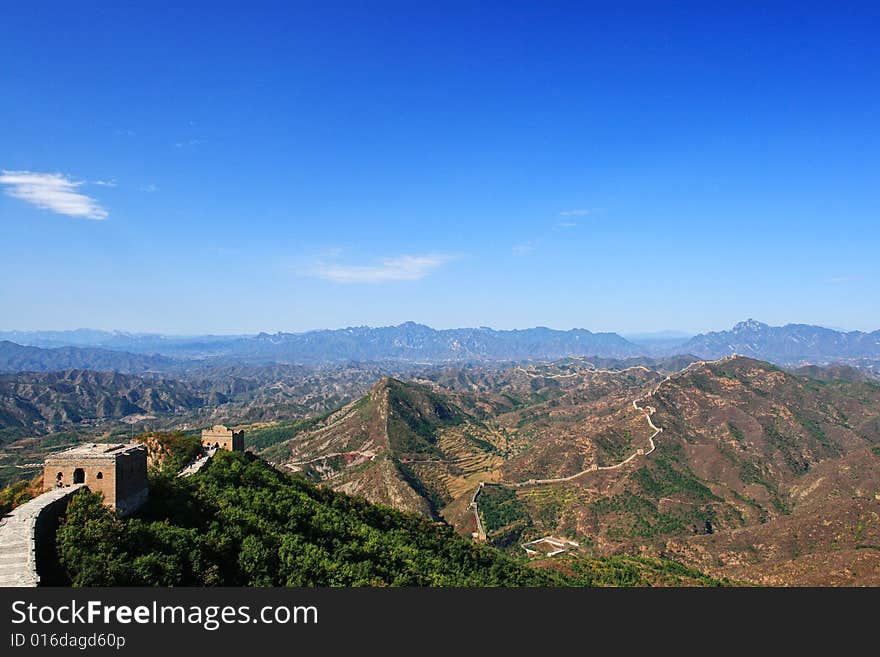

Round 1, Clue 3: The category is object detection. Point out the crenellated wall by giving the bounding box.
[201,425,244,452]
[43,443,148,513]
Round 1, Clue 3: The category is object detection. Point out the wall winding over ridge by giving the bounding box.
[0,484,84,587]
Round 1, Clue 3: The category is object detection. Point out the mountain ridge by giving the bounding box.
[3,319,880,369]
[263,355,880,584]
[0,323,645,364]
[0,340,176,374]
[0,369,204,440]
[681,319,880,363]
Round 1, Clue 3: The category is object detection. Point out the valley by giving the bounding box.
[258,355,880,585]
[3,321,880,585]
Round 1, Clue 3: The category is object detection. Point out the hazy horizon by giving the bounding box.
[0,318,874,340]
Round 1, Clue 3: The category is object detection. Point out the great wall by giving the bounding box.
[0,484,84,587]
[469,356,737,548]
[468,390,662,544]
[0,424,242,587]
[1,359,737,585]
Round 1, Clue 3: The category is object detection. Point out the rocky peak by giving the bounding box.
[732,319,769,333]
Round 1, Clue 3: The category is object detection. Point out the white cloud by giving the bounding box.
[92,179,117,187]
[512,242,536,256]
[557,221,577,229]
[313,254,455,283]
[559,208,591,217]
[140,183,158,193]
[0,170,108,220]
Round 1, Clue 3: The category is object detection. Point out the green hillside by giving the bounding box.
[55,451,562,586]
[53,450,723,587]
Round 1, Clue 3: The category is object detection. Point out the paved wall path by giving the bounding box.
[0,484,84,587]
[178,446,218,478]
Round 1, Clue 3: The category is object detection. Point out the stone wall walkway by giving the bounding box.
[178,446,218,478]
[0,484,84,587]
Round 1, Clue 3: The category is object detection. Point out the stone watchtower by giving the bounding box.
[43,443,148,516]
[201,425,244,452]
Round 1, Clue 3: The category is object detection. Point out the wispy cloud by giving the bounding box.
[559,208,591,217]
[174,139,200,149]
[313,253,455,283]
[92,179,117,187]
[557,221,577,229]
[140,183,158,193]
[512,242,536,256]
[0,170,108,220]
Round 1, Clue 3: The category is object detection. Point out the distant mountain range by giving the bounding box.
[235,322,644,362]
[0,329,244,354]
[0,340,175,374]
[1,319,879,369]
[0,323,644,365]
[679,319,880,363]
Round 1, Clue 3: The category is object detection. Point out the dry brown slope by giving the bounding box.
[273,377,502,517]
[644,357,880,584]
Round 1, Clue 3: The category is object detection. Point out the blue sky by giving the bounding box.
[1,2,878,334]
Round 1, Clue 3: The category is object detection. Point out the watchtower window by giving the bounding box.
[96,472,103,479]
[56,472,63,481]
[73,468,85,484]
